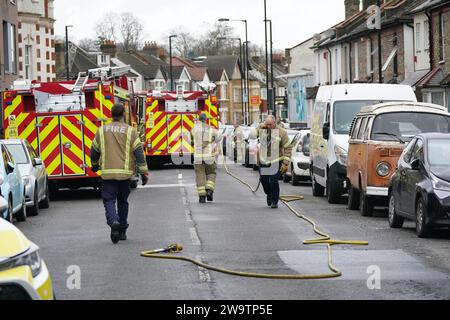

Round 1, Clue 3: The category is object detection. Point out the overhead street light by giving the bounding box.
[218,18,250,125]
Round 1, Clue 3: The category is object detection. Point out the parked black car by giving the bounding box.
[389,133,450,238]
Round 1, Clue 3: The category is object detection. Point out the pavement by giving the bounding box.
[17,161,450,300]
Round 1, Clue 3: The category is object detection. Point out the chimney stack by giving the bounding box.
[100,40,117,58]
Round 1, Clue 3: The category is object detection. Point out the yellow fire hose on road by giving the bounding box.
[141,149,369,280]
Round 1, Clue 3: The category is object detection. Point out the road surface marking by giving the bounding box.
[138,183,195,189]
[190,228,201,246]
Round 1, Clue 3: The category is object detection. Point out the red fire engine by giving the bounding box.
[2,66,136,191]
[135,86,219,166]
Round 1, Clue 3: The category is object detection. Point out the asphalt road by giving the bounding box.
[17,161,450,300]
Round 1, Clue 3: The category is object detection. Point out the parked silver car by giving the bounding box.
[2,140,50,216]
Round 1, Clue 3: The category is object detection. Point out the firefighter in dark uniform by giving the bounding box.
[91,103,149,244]
[251,115,292,209]
[191,113,222,203]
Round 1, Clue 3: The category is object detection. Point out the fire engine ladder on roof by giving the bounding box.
[72,72,89,93]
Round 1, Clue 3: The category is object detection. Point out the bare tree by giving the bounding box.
[78,38,99,52]
[95,12,119,42]
[195,22,236,56]
[162,27,198,58]
[119,12,144,51]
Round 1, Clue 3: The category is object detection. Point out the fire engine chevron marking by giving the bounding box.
[61,116,85,176]
[4,96,21,120]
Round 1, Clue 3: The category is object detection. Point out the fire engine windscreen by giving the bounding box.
[34,90,86,113]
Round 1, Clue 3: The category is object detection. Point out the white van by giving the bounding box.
[310,84,417,204]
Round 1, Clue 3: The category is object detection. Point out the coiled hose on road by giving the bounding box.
[141,148,369,280]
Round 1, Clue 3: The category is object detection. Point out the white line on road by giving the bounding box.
[185,209,193,223]
[138,183,195,189]
[190,228,201,246]
[196,255,212,283]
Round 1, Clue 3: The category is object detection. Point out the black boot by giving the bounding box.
[199,196,206,203]
[207,190,214,202]
[267,196,273,207]
[119,230,127,241]
[110,221,121,244]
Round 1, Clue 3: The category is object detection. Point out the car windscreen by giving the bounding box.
[428,139,450,166]
[5,144,29,164]
[333,100,380,134]
[371,113,450,142]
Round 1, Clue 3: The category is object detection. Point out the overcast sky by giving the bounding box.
[54,0,345,50]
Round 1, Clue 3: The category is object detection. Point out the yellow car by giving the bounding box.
[0,196,54,300]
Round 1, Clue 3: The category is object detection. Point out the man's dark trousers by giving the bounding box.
[101,180,131,231]
[260,163,282,205]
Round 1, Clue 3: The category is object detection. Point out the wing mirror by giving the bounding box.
[33,158,43,167]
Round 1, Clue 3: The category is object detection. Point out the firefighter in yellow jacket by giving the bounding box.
[91,103,149,244]
[251,115,292,209]
[191,113,222,203]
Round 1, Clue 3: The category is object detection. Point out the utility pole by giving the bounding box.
[377,0,382,83]
[169,35,178,91]
[65,25,73,81]
[264,0,270,117]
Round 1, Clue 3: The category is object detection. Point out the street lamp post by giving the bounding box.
[219,18,250,125]
[265,19,275,118]
[264,0,270,117]
[169,35,178,91]
[65,25,73,81]
[217,37,245,125]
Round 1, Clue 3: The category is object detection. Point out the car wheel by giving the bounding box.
[327,177,341,204]
[39,183,50,209]
[5,199,13,223]
[252,164,259,171]
[347,183,360,210]
[388,192,404,228]
[15,193,27,222]
[28,186,40,217]
[360,192,374,217]
[283,173,291,183]
[291,169,299,186]
[311,172,325,197]
[416,197,430,238]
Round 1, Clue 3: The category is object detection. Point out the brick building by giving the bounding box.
[314,0,422,86]
[413,0,450,110]
[17,0,56,82]
[1,0,19,90]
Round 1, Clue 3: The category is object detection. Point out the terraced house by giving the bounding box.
[1,0,19,90]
